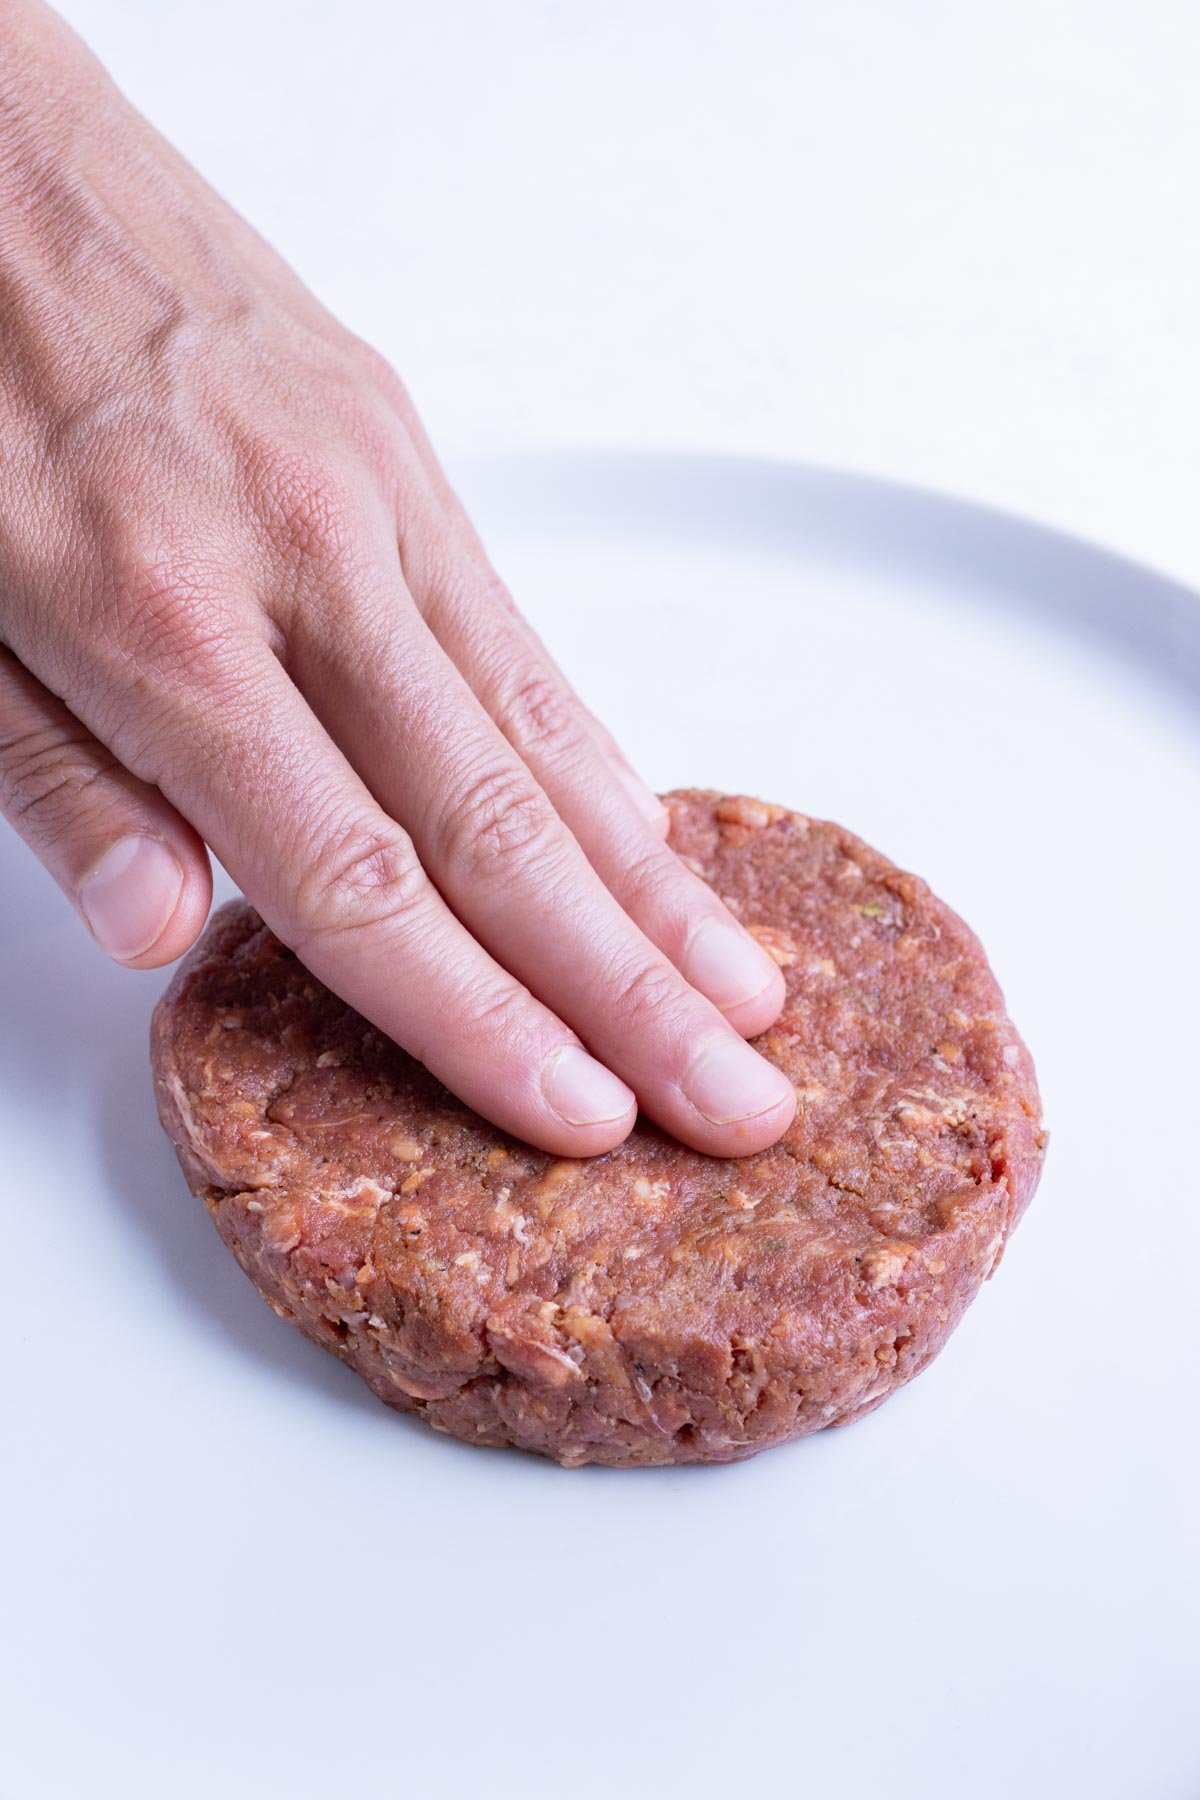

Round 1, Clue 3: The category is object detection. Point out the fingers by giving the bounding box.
[280,813,638,1158]
[382,448,785,1032]
[368,394,674,840]
[403,534,786,1041]
[0,648,210,967]
[55,625,637,1157]
[292,582,796,1157]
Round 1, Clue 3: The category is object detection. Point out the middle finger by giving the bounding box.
[292,573,796,1157]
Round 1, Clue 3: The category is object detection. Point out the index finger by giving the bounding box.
[28,618,638,1156]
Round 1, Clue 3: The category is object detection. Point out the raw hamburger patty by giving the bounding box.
[151,790,1046,1467]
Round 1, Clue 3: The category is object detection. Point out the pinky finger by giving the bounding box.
[0,648,211,968]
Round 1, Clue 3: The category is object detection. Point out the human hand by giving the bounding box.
[0,0,796,1157]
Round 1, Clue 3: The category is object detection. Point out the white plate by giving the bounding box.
[2,452,1197,1800]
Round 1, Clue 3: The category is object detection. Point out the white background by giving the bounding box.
[57,0,1200,587]
[5,5,1200,1799]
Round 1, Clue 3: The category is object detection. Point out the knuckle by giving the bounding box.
[91,524,240,676]
[457,975,532,1051]
[253,447,363,574]
[437,760,559,877]
[126,564,232,666]
[618,840,686,920]
[68,596,267,793]
[94,657,264,798]
[0,725,114,842]
[290,819,429,947]
[497,665,587,759]
[609,956,687,1029]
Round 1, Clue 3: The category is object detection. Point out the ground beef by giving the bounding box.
[150,789,1046,1467]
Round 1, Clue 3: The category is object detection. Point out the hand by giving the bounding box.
[0,0,796,1157]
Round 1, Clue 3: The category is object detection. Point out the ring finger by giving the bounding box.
[291,568,796,1156]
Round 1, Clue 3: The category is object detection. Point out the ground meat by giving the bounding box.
[150,789,1046,1467]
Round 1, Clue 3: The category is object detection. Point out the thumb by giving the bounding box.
[0,648,211,967]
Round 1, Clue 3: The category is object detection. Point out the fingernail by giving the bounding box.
[682,1034,794,1125]
[543,1044,635,1126]
[618,769,670,836]
[79,836,183,962]
[684,918,779,1011]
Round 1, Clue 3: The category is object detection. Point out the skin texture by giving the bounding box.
[152,791,1047,1469]
[0,0,796,1158]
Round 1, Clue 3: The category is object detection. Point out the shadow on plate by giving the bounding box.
[0,839,392,1422]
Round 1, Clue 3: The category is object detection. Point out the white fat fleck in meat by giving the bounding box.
[981,1228,1005,1276]
[633,1177,670,1204]
[164,1072,223,1180]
